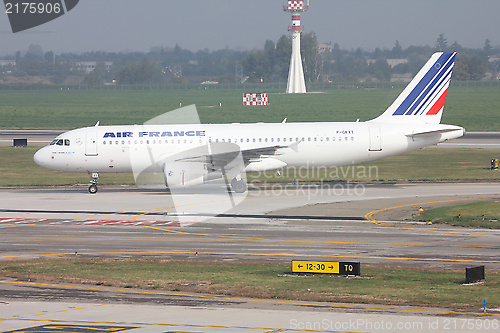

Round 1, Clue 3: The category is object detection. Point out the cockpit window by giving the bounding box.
[50,138,70,146]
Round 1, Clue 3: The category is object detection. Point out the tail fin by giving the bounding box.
[372,52,456,124]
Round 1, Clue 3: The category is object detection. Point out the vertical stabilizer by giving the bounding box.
[372,52,456,124]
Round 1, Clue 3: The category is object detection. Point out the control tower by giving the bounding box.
[284,0,309,94]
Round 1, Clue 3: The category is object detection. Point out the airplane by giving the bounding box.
[34,52,464,194]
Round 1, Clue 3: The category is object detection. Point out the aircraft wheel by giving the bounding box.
[88,184,98,194]
[230,178,247,193]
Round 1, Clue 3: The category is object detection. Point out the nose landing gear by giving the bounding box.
[89,172,99,194]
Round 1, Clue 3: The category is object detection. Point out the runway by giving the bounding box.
[1,183,500,332]
[1,183,499,268]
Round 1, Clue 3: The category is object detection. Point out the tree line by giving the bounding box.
[1,33,499,85]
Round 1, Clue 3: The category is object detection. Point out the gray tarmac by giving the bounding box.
[1,183,500,332]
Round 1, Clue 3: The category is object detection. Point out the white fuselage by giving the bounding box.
[33,121,464,174]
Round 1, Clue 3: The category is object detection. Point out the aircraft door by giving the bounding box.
[368,127,382,151]
[85,131,98,156]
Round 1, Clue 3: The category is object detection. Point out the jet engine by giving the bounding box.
[163,161,207,189]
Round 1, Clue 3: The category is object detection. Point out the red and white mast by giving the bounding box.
[284,0,308,94]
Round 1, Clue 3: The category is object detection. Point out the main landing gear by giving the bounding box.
[89,172,99,194]
[230,177,247,193]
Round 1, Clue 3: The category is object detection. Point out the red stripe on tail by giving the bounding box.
[426,88,448,115]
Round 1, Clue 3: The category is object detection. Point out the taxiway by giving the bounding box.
[1,183,499,332]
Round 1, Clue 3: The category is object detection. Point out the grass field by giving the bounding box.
[417,202,500,229]
[1,146,499,186]
[1,258,497,310]
[0,86,499,131]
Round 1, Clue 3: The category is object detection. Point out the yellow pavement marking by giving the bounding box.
[130,193,263,221]
[145,226,500,250]
[2,228,500,250]
[1,250,499,264]
[365,198,500,237]
[0,317,341,333]
[0,279,498,318]
[132,206,174,221]
[0,224,35,229]
[73,210,144,221]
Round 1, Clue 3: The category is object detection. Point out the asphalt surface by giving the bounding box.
[1,182,500,332]
[1,183,499,269]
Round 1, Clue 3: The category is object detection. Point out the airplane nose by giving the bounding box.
[33,147,49,167]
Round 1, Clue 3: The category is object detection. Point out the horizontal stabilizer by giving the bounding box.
[405,128,462,137]
[405,125,464,143]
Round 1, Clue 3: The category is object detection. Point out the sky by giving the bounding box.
[1,0,499,56]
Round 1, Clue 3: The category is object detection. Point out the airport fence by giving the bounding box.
[0,80,499,91]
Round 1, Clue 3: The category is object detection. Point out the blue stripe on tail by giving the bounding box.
[392,53,455,116]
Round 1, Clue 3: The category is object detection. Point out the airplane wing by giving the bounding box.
[172,141,299,170]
